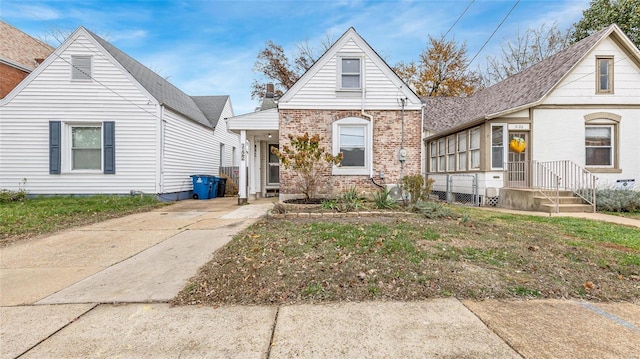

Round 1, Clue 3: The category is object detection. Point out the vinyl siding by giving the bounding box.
[213,99,239,170]
[280,39,420,110]
[0,33,157,194]
[161,108,216,193]
[544,38,640,105]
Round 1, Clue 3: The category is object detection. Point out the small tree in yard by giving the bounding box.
[271,132,342,201]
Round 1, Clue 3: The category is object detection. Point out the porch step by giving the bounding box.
[539,203,595,213]
[534,195,585,205]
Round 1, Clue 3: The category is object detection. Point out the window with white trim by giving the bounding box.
[340,57,361,89]
[491,124,505,169]
[469,127,480,170]
[457,132,467,171]
[596,56,613,94]
[232,146,237,166]
[220,143,225,166]
[71,55,92,81]
[447,135,456,171]
[68,123,102,171]
[332,117,371,175]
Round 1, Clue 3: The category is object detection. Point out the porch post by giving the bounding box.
[238,130,248,205]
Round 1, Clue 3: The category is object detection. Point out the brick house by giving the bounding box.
[229,27,423,202]
[0,21,54,98]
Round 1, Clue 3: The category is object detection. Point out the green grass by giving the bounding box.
[1,195,165,245]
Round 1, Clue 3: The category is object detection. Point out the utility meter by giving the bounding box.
[398,148,407,162]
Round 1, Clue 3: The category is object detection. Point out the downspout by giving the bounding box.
[359,53,374,179]
[158,104,165,194]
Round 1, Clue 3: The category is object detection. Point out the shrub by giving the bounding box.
[400,174,434,205]
[218,173,239,196]
[321,187,363,212]
[0,188,27,204]
[372,188,397,209]
[596,188,640,212]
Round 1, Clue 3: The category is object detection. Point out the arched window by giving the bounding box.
[332,117,371,175]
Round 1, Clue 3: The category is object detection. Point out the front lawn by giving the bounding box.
[0,195,166,247]
[174,207,639,305]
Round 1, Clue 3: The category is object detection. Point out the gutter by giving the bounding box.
[360,53,375,178]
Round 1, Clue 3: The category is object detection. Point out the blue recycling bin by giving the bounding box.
[191,175,212,200]
[208,176,220,199]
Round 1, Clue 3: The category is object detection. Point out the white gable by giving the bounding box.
[278,28,421,111]
[543,36,640,105]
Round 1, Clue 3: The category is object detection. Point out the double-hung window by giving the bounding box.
[469,127,480,170]
[332,117,371,175]
[596,56,613,94]
[446,135,456,171]
[438,138,446,172]
[457,132,467,171]
[430,141,438,172]
[491,124,505,169]
[339,57,361,90]
[585,126,613,167]
[71,125,102,170]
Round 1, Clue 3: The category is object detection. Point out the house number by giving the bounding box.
[508,124,530,130]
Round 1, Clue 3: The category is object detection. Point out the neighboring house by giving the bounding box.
[229,27,423,203]
[0,21,54,98]
[0,26,238,199]
[423,24,640,212]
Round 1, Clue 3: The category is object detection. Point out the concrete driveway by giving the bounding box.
[1,198,638,358]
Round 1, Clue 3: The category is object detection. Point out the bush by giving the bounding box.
[372,188,397,209]
[400,174,434,205]
[321,187,363,212]
[0,188,27,204]
[596,188,640,212]
[218,173,239,196]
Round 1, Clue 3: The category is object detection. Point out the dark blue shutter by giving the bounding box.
[49,121,61,174]
[103,121,115,174]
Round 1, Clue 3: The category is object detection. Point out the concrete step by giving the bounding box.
[540,203,594,213]
[534,196,586,205]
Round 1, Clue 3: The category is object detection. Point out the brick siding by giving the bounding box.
[279,109,422,199]
[0,63,28,98]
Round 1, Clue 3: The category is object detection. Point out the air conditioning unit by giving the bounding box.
[386,184,408,202]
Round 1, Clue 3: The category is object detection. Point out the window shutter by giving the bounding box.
[103,121,115,174]
[49,121,61,174]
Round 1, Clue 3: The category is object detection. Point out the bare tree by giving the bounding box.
[482,22,571,85]
[251,34,334,100]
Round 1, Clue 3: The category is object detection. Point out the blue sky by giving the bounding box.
[1,0,590,115]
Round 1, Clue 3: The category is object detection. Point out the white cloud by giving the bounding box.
[5,4,60,20]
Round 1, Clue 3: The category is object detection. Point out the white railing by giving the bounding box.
[505,160,597,213]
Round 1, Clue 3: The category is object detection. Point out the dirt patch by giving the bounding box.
[174,210,640,306]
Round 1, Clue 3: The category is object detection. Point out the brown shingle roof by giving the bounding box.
[423,25,615,136]
[0,21,54,70]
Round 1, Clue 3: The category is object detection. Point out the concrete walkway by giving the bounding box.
[1,198,638,358]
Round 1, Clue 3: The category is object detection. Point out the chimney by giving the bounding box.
[35,58,45,65]
[265,83,274,98]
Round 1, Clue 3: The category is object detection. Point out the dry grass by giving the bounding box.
[174,206,639,306]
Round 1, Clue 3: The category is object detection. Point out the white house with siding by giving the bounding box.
[0,26,238,200]
[424,24,640,212]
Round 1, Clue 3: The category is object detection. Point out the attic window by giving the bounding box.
[71,55,92,81]
[596,56,613,93]
[340,57,361,89]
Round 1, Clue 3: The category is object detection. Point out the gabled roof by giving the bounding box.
[0,21,54,71]
[279,27,421,108]
[423,24,639,136]
[84,28,214,128]
[191,95,230,128]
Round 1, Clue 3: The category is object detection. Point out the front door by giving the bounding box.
[267,143,279,185]
[507,132,530,187]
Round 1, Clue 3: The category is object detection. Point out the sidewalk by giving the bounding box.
[1,198,638,358]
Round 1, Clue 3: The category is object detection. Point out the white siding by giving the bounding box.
[544,38,640,105]
[280,37,421,110]
[212,99,239,171]
[0,33,158,194]
[228,108,278,131]
[161,108,216,193]
[532,108,640,187]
